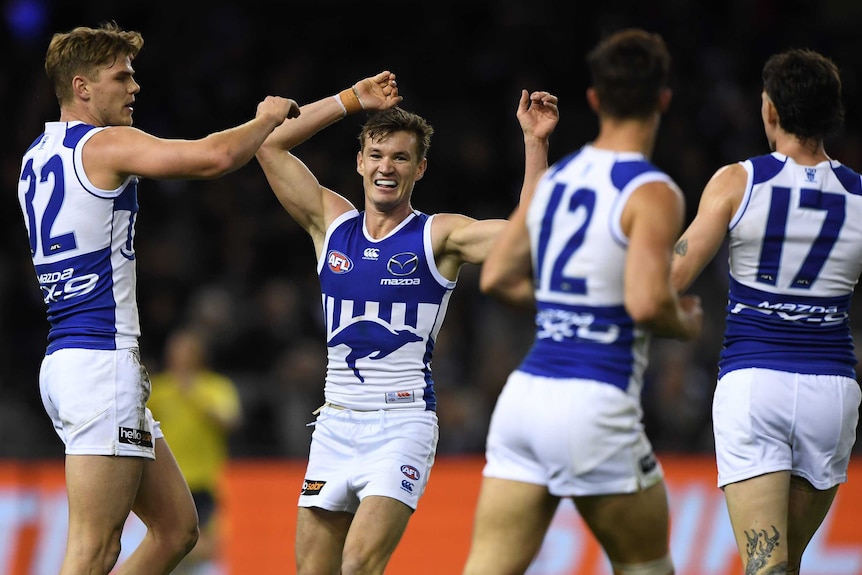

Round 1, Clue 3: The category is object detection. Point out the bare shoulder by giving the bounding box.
[700,162,748,210]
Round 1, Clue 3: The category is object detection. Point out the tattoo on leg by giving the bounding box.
[743,526,784,575]
[674,239,688,256]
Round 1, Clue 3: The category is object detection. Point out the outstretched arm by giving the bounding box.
[256,71,402,247]
[83,96,300,189]
[477,90,559,306]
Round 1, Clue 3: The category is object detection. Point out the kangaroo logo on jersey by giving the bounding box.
[804,167,817,182]
[387,252,419,276]
[327,250,353,274]
[327,319,423,382]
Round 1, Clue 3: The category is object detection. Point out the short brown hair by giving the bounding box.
[762,48,844,140]
[358,107,434,161]
[45,21,143,105]
[586,28,671,119]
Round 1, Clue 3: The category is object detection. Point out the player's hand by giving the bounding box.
[679,294,704,341]
[257,96,301,125]
[517,90,559,141]
[353,71,403,111]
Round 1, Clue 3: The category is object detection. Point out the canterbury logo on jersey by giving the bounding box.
[327,250,353,273]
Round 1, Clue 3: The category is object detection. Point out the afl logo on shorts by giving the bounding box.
[327,250,353,274]
[401,465,420,480]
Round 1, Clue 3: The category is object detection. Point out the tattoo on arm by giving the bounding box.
[674,238,688,256]
[744,526,786,575]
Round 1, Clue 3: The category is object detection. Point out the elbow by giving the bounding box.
[479,268,502,295]
[625,293,669,326]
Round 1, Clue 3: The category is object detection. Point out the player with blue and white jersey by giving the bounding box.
[466,30,702,575]
[672,49,862,574]
[17,22,299,575]
[255,71,558,575]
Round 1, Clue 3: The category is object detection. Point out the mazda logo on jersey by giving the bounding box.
[327,250,353,274]
[387,252,419,276]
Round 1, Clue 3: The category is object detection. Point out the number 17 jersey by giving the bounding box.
[519,145,682,397]
[721,152,862,378]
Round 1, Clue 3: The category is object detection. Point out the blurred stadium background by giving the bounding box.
[2,1,862,573]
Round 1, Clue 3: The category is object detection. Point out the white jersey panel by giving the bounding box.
[519,145,679,395]
[720,152,862,377]
[17,122,140,353]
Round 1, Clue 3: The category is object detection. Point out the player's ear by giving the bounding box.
[414,157,427,181]
[658,88,672,112]
[586,87,600,113]
[355,150,363,176]
[72,75,90,101]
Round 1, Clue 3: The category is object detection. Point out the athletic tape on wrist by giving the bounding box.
[338,86,364,115]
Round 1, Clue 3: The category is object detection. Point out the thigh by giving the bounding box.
[65,453,145,543]
[574,480,671,565]
[787,476,839,570]
[463,477,559,575]
[342,495,414,574]
[295,506,352,575]
[722,471,790,571]
[132,438,198,534]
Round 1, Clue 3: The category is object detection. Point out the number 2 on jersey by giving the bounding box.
[536,183,597,295]
[20,157,77,257]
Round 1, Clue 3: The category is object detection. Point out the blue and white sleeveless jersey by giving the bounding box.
[17,122,140,354]
[720,152,862,378]
[318,209,456,411]
[519,145,681,397]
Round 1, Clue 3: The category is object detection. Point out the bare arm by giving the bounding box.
[477,90,559,306]
[623,181,703,340]
[255,71,402,247]
[671,163,746,293]
[84,95,300,188]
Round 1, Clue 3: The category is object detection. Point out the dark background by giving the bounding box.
[2,0,862,458]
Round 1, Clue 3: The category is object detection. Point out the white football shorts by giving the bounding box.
[483,370,664,496]
[40,347,162,458]
[713,368,861,489]
[299,406,439,512]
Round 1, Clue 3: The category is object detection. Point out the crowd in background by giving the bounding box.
[2,0,862,459]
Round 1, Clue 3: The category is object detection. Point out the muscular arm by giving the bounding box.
[256,71,402,248]
[623,181,702,340]
[671,163,746,293]
[440,90,558,292]
[83,96,299,187]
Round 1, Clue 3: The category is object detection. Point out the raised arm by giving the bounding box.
[671,163,746,293]
[476,90,559,306]
[255,71,402,248]
[623,181,703,340]
[83,95,300,189]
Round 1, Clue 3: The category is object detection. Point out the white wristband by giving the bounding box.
[332,94,347,117]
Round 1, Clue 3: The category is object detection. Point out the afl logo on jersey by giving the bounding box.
[327,250,353,274]
[387,252,419,276]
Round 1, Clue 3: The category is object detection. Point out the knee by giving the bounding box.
[154,513,199,558]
